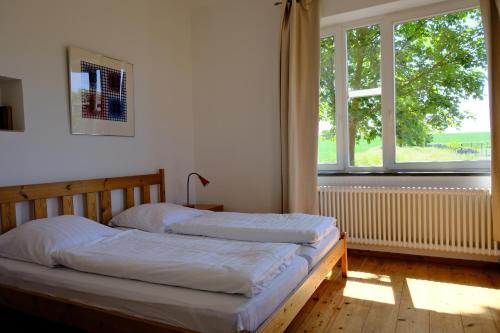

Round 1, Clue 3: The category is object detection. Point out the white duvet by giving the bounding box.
[170,212,336,244]
[52,230,298,297]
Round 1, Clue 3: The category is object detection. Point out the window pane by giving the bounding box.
[348,96,382,166]
[347,25,382,167]
[318,36,336,164]
[394,8,490,163]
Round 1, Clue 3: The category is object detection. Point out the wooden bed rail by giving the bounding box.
[256,233,347,332]
[0,169,166,232]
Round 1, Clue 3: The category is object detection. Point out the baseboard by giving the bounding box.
[347,244,500,269]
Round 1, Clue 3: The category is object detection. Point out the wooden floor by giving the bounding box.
[287,254,500,333]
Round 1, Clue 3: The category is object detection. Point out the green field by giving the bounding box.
[431,132,490,144]
[318,132,491,165]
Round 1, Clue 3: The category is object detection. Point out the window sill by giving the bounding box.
[318,171,491,177]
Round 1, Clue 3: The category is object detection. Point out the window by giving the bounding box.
[319,0,490,172]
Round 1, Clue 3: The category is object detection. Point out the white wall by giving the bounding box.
[321,0,394,17]
[190,0,490,213]
[0,0,195,204]
[191,0,282,212]
[320,0,449,25]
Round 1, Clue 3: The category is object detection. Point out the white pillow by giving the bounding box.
[0,215,119,267]
[110,203,204,233]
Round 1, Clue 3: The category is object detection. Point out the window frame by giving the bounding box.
[319,0,490,173]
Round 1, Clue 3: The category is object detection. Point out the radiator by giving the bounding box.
[318,186,499,257]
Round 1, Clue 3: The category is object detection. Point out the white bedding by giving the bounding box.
[53,230,299,297]
[0,256,308,333]
[298,226,340,269]
[170,212,336,244]
[113,226,340,271]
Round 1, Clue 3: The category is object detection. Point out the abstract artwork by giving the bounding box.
[68,47,134,136]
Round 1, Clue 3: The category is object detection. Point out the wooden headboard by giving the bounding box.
[0,169,165,233]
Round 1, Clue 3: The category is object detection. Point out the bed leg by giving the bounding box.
[341,232,348,278]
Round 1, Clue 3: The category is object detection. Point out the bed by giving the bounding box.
[0,169,347,333]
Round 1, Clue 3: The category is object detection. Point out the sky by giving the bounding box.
[446,93,490,133]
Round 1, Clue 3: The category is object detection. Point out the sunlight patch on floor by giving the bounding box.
[348,270,392,283]
[406,278,500,316]
[343,278,395,304]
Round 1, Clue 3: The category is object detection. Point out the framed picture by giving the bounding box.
[68,47,134,136]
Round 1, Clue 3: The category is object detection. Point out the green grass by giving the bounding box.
[395,146,486,163]
[432,132,490,144]
[318,136,383,164]
[318,132,491,165]
[318,140,337,164]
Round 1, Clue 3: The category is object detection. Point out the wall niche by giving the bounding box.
[0,75,25,132]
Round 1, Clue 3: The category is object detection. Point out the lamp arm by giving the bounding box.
[186,172,200,206]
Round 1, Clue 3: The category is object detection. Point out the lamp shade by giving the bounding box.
[198,175,210,186]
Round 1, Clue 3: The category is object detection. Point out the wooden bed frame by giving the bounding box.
[0,169,348,333]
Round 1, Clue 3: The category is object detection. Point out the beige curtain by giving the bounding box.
[480,0,500,241]
[279,0,320,214]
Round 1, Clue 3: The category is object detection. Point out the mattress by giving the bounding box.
[298,226,340,269]
[0,256,308,333]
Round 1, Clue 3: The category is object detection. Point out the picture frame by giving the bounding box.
[68,47,134,136]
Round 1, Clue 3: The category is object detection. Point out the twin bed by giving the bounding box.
[0,169,347,333]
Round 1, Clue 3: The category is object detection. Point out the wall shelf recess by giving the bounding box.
[0,75,25,132]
